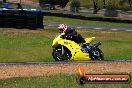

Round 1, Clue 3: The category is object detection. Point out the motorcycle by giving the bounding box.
[52,33,104,61]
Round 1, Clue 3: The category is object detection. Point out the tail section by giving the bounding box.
[85,37,95,43]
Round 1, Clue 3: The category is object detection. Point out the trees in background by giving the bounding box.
[93,0,100,14]
[39,0,132,11]
[70,0,80,12]
[120,0,132,7]
[103,0,106,8]
[128,0,132,7]
[92,0,132,14]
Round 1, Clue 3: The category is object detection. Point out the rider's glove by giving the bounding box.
[66,35,72,38]
[61,35,66,39]
[61,35,73,39]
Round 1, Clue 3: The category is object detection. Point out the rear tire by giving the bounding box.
[52,46,71,61]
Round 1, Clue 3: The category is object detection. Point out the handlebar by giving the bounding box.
[95,42,101,47]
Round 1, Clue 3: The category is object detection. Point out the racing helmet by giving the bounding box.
[58,24,68,32]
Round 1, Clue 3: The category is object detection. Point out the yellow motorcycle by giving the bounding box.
[52,33,104,61]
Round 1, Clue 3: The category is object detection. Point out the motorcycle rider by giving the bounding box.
[58,23,91,53]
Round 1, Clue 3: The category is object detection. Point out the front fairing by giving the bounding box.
[52,33,65,47]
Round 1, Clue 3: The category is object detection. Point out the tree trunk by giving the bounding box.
[93,0,100,14]
[103,0,106,8]
[128,0,132,7]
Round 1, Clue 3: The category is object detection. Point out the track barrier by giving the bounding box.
[0,9,44,29]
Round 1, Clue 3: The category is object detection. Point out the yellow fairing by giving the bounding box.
[52,33,95,61]
[58,40,91,60]
[85,37,95,43]
[52,33,65,47]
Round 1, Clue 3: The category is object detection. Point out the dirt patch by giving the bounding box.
[0,62,132,79]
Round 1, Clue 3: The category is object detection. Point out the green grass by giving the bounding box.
[0,28,132,62]
[0,74,131,88]
[0,29,55,62]
[44,16,132,26]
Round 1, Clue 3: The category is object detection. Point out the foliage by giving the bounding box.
[70,0,80,12]
[79,0,132,11]
[70,0,80,8]
[38,0,132,11]
[0,1,2,7]
[106,0,130,10]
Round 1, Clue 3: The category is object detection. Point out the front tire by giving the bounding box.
[52,46,71,61]
[89,48,104,60]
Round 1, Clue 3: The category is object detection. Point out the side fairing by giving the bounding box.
[58,40,91,60]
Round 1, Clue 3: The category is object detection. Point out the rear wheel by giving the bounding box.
[52,46,71,61]
[89,47,104,60]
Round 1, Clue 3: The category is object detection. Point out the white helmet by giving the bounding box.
[58,24,68,32]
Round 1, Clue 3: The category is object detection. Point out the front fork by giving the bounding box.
[61,46,64,55]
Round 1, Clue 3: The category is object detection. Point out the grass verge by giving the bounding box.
[44,16,132,26]
[0,74,131,88]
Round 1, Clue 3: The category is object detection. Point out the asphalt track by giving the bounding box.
[0,60,132,65]
[44,22,132,31]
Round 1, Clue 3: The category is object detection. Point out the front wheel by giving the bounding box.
[52,46,71,61]
[89,48,104,60]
